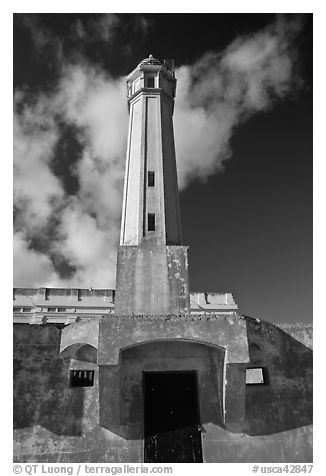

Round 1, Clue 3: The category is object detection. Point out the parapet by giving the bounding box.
[13,287,115,324]
[190,292,238,312]
[13,288,237,324]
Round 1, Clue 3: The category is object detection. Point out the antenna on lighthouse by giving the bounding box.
[163,59,174,73]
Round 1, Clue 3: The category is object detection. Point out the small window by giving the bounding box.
[22,307,31,312]
[147,77,155,88]
[57,307,67,312]
[70,369,94,387]
[13,307,22,312]
[246,367,266,385]
[148,213,155,231]
[148,171,155,187]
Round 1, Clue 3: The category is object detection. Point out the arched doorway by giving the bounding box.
[119,339,225,462]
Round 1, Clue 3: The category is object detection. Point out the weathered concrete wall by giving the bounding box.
[13,317,312,463]
[244,318,313,436]
[60,319,100,352]
[115,245,190,315]
[201,424,312,462]
[97,313,249,365]
[277,322,313,349]
[14,325,84,436]
[190,319,313,462]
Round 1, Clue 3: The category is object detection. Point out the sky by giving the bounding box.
[13,13,312,323]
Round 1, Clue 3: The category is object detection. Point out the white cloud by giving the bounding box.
[174,15,302,188]
[13,232,59,287]
[54,63,128,227]
[54,63,128,163]
[13,94,65,231]
[14,62,128,288]
[52,200,118,288]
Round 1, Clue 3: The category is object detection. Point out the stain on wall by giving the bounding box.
[14,325,83,436]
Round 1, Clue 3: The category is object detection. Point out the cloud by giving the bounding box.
[14,232,58,287]
[52,199,119,287]
[174,15,303,188]
[55,63,128,229]
[20,14,52,51]
[13,93,65,231]
[91,14,119,43]
[57,63,127,162]
[72,14,119,43]
[18,13,63,63]
[13,15,304,289]
[14,62,128,288]
[133,15,152,35]
[18,13,120,69]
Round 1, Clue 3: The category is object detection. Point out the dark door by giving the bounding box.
[144,371,203,463]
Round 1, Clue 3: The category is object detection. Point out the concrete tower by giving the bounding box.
[115,55,190,315]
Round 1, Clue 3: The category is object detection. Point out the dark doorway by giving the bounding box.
[144,371,203,463]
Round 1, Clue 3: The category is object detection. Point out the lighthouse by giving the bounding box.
[13,54,313,465]
[115,55,190,315]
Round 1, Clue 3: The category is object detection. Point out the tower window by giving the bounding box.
[70,369,94,387]
[148,171,155,187]
[147,77,155,88]
[148,213,155,231]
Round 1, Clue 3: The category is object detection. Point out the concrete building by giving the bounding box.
[13,56,312,463]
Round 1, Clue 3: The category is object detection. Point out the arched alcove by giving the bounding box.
[61,343,98,363]
[99,339,226,440]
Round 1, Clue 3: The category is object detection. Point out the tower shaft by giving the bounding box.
[115,56,190,315]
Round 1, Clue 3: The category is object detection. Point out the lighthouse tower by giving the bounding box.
[115,55,190,315]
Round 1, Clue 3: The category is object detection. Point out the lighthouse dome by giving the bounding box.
[139,54,162,66]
